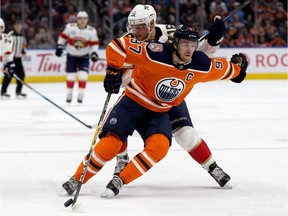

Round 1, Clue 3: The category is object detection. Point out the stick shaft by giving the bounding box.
[12,74,92,129]
[199,0,253,41]
[71,92,112,206]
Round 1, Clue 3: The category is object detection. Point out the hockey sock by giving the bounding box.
[119,134,169,184]
[188,139,215,170]
[78,81,86,89]
[74,132,123,184]
[117,140,128,156]
[78,71,87,89]
[66,81,74,89]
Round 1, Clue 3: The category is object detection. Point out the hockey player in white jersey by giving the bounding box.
[55,11,99,103]
[112,5,232,188]
[0,17,16,98]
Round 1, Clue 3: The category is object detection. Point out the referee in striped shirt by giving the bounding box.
[1,21,27,98]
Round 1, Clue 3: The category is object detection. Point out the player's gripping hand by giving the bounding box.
[206,15,226,46]
[230,53,248,83]
[3,62,15,78]
[91,52,98,62]
[55,44,63,57]
[103,66,123,94]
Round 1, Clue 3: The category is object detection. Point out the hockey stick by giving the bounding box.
[64,92,112,209]
[12,74,93,129]
[62,53,107,61]
[199,0,254,41]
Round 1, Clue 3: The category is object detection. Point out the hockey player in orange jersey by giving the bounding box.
[112,4,233,189]
[62,24,247,198]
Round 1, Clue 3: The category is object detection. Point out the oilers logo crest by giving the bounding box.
[156,78,185,101]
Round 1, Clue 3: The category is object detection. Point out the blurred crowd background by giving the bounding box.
[1,0,287,49]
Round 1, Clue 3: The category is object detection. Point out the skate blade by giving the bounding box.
[101,188,116,199]
[223,181,232,189]
[58,187,71,197]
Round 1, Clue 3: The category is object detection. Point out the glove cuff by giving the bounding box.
[207,36,224,46]
[231,70,246,83]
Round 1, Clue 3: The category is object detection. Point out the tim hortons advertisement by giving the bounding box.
[0,48,287,81]
[0,49,107,76]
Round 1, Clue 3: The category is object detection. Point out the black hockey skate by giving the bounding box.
[101,175,124,198]
[16,92,27,98]
[66,93,72,103]
[208,162,232,188]
[1,92,10,98]
[77,92,84,103]
[62,176,78,196]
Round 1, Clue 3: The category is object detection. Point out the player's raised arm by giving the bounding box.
[198,15,226,57]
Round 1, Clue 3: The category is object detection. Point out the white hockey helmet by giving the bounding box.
[77,11,88,18]
[128,4,157,28]
[0,17,5,33]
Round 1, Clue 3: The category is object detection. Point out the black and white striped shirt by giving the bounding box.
[8,30,26,58]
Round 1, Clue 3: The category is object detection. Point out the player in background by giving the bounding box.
[55,11,99,103]
[62,24,247,198]
[112,5,231,188]
[1,21,27,98]
[0,17,16,98]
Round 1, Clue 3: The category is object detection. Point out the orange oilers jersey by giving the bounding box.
[120,24,219,87]
[57,23,99,56]
[106,37,242,113]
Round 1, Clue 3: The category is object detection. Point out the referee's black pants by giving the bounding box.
[1,57,25,94]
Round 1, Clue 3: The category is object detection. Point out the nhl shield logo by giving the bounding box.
[155,78,185,101]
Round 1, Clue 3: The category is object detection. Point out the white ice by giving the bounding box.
[0,80,287,216]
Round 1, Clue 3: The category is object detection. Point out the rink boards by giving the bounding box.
[0,47,287,82]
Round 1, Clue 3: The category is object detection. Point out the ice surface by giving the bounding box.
[0,80,287,216]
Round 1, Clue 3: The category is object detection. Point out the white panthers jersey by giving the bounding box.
[0,33,14,63]
[121,24,220,87]
[57,23,99,56]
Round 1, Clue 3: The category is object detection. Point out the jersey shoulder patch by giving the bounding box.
[148,42,163,52]
[146,41,173,65]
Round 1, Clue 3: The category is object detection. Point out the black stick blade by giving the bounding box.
[64,198,74,207]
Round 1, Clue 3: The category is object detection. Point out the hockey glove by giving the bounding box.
[205,16,226,46]
[55,44,63,57]
[3,62,16,78]
[104,66,123,94]
[91,52,99,62]
[230,53,248,83]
